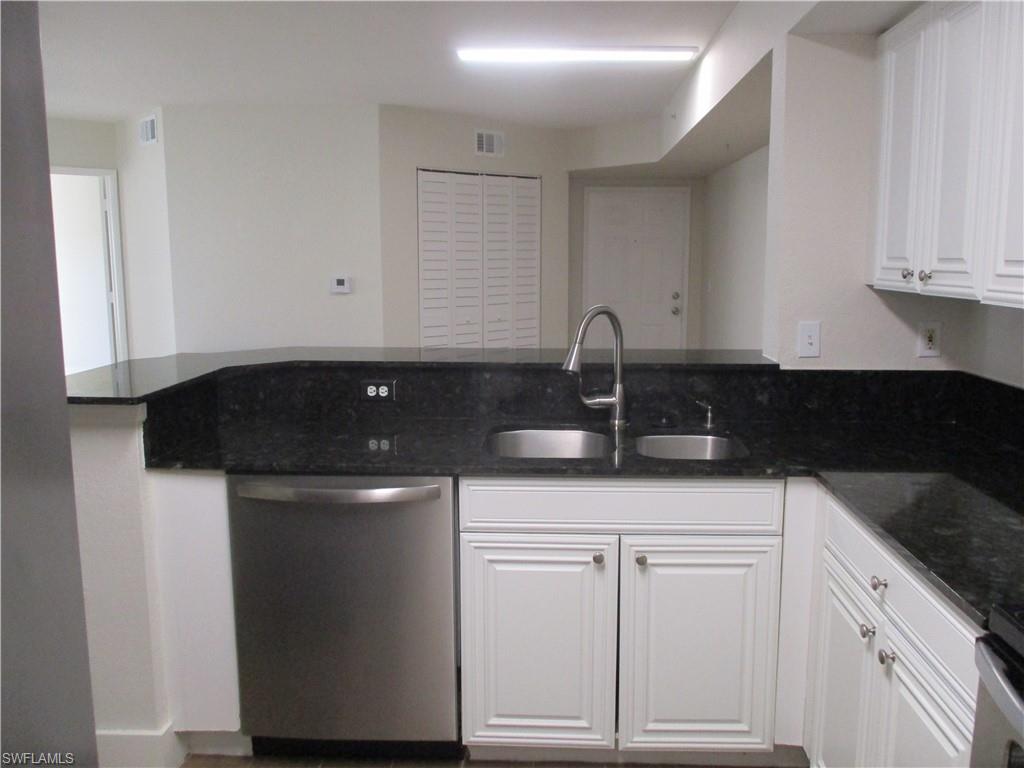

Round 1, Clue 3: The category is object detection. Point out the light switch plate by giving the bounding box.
[797,321,821,358]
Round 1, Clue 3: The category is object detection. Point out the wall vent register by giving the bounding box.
[475,130,505,157]
[139,115,158,145]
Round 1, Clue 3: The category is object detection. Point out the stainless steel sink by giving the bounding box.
[486,429,611,459]
[635,434,749,461]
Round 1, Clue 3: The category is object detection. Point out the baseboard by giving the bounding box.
[96,721,187,768]
[181,731,253,757]
[467,744,809,766]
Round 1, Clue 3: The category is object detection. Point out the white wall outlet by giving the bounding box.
[330,275,352,294]
[797,320,821,358]
[917,322,941,357]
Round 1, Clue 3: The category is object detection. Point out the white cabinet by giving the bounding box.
[808,552,881,768]
[618,536,781,751]
[806,495,980,767]
[459,533,619,747]
[458,478,785,753]
[873,2,1023,307]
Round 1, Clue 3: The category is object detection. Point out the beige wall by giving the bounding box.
[763,33,1022,387]
[702,145,768,349]
[115,109,177,359]
[379,105,570,347]
[161,104,383,352]
[568,176,705,346]
[47,117,117,169]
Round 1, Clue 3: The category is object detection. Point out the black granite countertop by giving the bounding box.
[68,354,1023,628]
[65,346,777,403]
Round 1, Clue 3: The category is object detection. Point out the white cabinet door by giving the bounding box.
[873,623,973,768]
[917,2,985,298]
[808,553,882,768]
[977,1,1024,307]
[618,536,781,751]
[460,533,618,747]
[874,13,929,292]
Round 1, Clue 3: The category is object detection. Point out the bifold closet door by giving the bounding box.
[418,170,483,348]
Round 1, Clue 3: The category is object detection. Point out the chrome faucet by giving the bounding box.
[562,305,626,430]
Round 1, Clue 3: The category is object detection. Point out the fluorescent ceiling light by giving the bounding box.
[457,47,698,64]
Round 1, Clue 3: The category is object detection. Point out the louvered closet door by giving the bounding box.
[419,171,539,348]
[417,171,483,348]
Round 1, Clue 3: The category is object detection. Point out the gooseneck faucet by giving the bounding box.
[562,305,626,430]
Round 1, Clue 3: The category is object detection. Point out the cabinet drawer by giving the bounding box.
[459,477,784,535]
[824,495,981,702]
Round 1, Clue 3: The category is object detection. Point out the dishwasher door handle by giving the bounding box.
[235,482,442,505]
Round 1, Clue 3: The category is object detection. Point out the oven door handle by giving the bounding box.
[976,641,1024,733]
[235,483,441,505]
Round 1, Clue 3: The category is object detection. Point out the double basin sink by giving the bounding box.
[485,428,749,461]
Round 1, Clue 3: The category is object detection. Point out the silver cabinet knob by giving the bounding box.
[918,270,933,282]
[859,623,877,639]
[636,554,648,566]
[901,268,914,279]
[870,575,888,591]
[878,649,897,666]
[671,307,680,316]
[592,552,605,565]
[672,291,681,299]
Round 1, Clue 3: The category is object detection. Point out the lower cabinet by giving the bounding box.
[458,478,786,752]
[618,536,781,750]
[807,498,979,767]
[460,534,619,747]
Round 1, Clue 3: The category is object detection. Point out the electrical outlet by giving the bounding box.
[361,380,396,401]
[917,322,941,357]
[365,435,397,454]
[797,321,821,358]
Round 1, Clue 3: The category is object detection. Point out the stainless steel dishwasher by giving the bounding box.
[227,475,457,743]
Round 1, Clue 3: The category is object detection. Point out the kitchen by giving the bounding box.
[2,2,1022,768]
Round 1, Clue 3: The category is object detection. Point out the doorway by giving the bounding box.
[50,168,127,374]
[583,186,690,349]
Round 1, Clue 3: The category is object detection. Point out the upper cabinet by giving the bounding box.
[873,2,1023,307]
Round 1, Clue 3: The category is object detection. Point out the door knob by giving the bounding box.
[635,554,648,566]
[870,575,888,591]
[859,623,877,639]
[672,291,680,299]
[592,552,605,565]
[901,268,914,279]
[671,307,680,316]
[878,649,897,666]
[918,270,933,282]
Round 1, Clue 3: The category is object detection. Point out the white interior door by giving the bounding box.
[50,169,126,374]
[583,187,689,349]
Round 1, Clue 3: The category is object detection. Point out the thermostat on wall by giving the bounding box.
[330,275,353,294]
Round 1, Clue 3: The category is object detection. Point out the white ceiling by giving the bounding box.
[39,1,736,128]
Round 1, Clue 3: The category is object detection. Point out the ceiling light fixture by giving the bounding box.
[456,47,698,64]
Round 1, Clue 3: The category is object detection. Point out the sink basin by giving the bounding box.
[486,429,611,459]
[635,434,749,461]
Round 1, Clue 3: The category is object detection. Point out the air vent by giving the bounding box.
[475,129,505,157]
[139,115,158,145]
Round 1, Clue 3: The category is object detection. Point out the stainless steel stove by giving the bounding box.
[971,604,1024,768]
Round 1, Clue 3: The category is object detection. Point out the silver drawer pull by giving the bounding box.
[235,483,441,505]
[636,554,648,567]
[878,649,897,666]
[870,575,888,591]
[859,623,877,639]
[593,552,605,565]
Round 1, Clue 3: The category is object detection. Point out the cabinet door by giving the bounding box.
[874,13,930,292]
[977,1,1024,307]
[807,553,882,768]
[460,533,618,747]
[917,2,985,298]
[618,536,781,751]
[872,623,973,767]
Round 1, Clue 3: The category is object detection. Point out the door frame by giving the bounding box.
[51,166,129,365]
[582,185,691,348]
